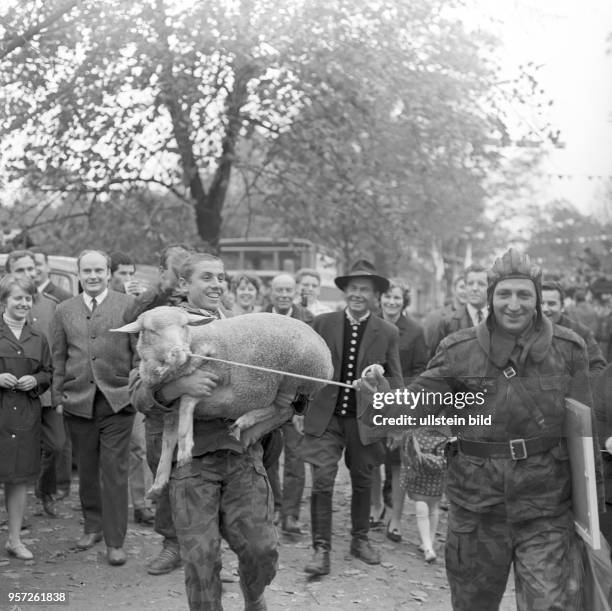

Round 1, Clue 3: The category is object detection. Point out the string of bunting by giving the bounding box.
[544,174,612,181]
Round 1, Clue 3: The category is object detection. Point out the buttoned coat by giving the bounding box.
[304,310,402,445]
[0,319,52,483]
[51,291,136,417]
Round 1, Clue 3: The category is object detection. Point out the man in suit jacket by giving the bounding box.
[264,273,313,535]
[31,250,73,303]
[51,250,136,566]
[425,263,488,358]
[299,260,402,576]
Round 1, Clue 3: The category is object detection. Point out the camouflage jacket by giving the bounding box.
[378,316,602,521]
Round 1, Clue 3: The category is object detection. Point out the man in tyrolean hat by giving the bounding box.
[298,260,402,575]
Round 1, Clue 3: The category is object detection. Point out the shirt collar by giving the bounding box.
[273,306,293,317]
[466,303,487,325]
[83,289,108,309]
[345,308,371,326]
[37,279,50,293]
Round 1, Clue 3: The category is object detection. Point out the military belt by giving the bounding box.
[458,436,562,460]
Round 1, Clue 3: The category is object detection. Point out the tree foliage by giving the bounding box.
[1,0,550,277]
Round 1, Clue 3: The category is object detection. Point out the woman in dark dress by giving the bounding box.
[0,275,52,560]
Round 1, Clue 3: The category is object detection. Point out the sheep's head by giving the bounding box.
[112,306,203,384]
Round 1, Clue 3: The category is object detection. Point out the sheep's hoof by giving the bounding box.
[147,483,166,502]
[228,422,242,440]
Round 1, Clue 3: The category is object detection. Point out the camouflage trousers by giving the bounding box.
[170,446,278,611]
[445,503,581,611]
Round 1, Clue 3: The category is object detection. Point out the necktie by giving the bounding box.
[91,297,97,312]
[477,309,483,323]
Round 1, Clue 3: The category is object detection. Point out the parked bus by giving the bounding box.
[219,238,343,306]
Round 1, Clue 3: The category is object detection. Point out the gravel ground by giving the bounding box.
[0,463,517,611]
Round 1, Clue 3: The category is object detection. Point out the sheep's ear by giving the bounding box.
[110,319,143,333]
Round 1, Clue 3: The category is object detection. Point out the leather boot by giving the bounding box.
[239,580,267,611]
[304,547,330,576]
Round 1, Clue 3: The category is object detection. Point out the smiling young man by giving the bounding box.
[299,260,402,576]
[51,250,137,567]
[359,249,602,610]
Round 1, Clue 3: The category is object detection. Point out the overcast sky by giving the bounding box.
[471,0,612,214]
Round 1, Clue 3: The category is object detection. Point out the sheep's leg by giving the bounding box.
[228,406,279,440]
[239,405,295,447]
[148,410,179,501]
[177,395,197,467]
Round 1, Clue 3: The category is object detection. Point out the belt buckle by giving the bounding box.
[503,366,517,379]
[509,438,527,460]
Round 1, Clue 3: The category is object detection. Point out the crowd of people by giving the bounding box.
[0,243,611,611]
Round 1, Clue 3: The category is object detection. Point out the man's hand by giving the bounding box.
[0,373,18,389]
[160,371,219,402]
[292,414,304,435]
[16,375,37,391]
[354,364,388,393]
[606,436,612,455]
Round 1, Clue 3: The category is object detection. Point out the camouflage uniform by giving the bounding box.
[170,443,278,610]
[372,316,599,610]
[128,302,278,610]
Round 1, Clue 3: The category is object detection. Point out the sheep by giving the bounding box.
[113,307,333,499]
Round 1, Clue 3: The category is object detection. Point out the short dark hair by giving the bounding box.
[5,250,35,273]
[77,249,111,270]
[230,273,261,294]
[109,251,135,274]
[29,246,49,262]
[541,280,565,303]
[463,263,487,280]
[0,274,36,302]
[383,278,411,308]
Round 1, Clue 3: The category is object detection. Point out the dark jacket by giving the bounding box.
[424,304,474,359]
[265,303,314,326]
[0,320,52,483]
[394,314,428,381]
[557,313,606,376]
[305,310,402,445]
[377,317,599,521]
[42,281,72,303]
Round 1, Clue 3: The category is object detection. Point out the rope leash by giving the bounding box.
[186,352,355,390]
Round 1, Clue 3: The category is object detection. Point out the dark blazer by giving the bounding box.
[265,303,314,326]
[304,310,402,445]
[51,291,136,416]
[425,304,474,359]
[394,314,428,381]
[42,281,72,303]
